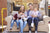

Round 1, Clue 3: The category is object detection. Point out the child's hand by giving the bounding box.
[13,17,15,20]
[31,15,37,17]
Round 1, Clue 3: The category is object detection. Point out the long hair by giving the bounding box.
[19,5,25,13]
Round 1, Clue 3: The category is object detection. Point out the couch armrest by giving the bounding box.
[43,16,50,25]
[5,15,13,23]
[5,15,13,30]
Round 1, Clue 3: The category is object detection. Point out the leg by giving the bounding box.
[34,17,38,31]
[10,20,14,29]
[23,21,27,29]
[10,17,16,29]
[27,17,32,31]
[16,20,19,28]
[18,19,23,33]
[34,17,38,33]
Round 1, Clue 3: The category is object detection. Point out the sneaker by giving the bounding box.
[10,27,12,30]
[17,27,19,29]
[10,28,12,30]
[19,32,21,33]
[29,30,31,33]
[35,31,38,33]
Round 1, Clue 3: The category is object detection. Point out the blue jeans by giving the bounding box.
[34,17,39,31]
[27,17,39,31]
[27,17,32,31]
[18,19,27,33]
[10,19,19,29]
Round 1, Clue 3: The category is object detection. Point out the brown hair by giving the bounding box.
[28,3,33,6]
[18,11,22,14]
[19,5,25,13]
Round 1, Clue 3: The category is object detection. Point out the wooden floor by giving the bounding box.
[0,31,47,33]
[8,32,47,33]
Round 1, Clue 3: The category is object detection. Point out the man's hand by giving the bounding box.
[31,15,37,17]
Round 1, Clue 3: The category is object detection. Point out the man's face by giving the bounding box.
[29,5,33,10]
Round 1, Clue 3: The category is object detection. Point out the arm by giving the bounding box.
[31,15,37,17]
[37,12,42,17]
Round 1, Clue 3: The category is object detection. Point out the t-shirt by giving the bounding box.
[29,10,34,17]
[29,10,40,17]
[33,11,41,17]
[33,11,39,16]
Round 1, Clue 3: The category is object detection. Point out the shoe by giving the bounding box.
[17,26,19,29]
[19,32,21,33]
[35,31,38,33]
[29,30,31,33]
[10,27,12,30]
[10,28,12,30]
[17,28,19,29]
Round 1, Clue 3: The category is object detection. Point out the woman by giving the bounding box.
[17,5,27,33]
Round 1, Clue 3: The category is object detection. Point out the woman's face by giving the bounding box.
[20,6,25,11]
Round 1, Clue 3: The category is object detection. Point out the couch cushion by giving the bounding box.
[11,11,18,16]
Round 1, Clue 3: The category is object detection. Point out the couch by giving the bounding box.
[5,11,49,33]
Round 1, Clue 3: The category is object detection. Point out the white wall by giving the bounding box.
[48,0,50,4]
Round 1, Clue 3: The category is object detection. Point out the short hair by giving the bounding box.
[28,3,33,6]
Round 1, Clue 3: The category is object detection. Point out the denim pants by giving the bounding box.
[18,19,27,33]
[27,17,32,31]
[27,17,39,31]
[10,19,19,28]
[34,17,39,31]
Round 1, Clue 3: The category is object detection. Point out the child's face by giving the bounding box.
[34,8,37,11]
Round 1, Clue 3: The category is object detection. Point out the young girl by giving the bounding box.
[32,7,41,33]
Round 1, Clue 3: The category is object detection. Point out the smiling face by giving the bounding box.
[20,5,25,11]
[34,7,37,11]
[28,3,33,10]
[29,5,33,10]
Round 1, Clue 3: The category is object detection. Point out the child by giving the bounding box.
[32,7,41,33]
[10,13,18,30]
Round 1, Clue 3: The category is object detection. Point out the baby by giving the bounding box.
[18,11,27,21]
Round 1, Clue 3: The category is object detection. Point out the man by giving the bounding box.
[27,3,41,33]
[27,3,34,33]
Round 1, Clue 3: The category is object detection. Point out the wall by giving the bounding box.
[0,0,7,25]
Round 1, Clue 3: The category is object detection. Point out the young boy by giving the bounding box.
[10,13,18,30]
